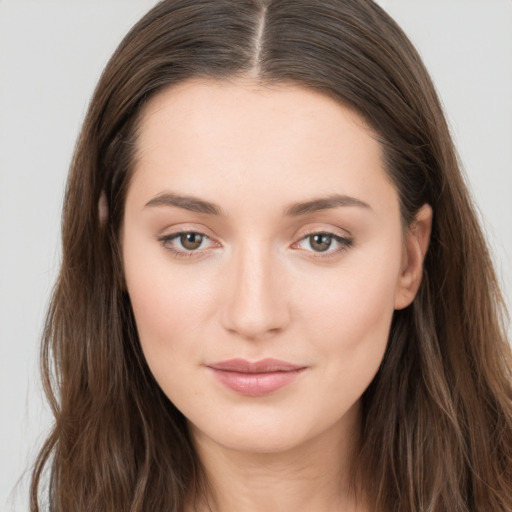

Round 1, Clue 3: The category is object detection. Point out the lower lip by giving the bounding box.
[209,368,305,396]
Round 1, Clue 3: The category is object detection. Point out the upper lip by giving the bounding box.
[207,358,305,373]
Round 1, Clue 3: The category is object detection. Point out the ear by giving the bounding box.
[394,204,433,310]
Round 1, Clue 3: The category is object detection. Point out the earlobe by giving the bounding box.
[394,204,433,310]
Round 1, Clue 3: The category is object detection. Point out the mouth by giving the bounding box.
[206,358,307,396]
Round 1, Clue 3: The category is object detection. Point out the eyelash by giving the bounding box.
[158,231,218,259]
[292,230,353,259]
[157,230,353,260]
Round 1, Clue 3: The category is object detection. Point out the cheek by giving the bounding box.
[123,235,220,376]
[125,264,221,413]
[293,239,402,382]
[302,254,399,331]
[128,270,212,344]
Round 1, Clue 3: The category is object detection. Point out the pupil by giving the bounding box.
[310,234,332,252]
[181,233,203,250]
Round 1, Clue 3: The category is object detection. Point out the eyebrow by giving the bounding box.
[144,192,223,215]
[284,194,371,216]
[144,192,371,216]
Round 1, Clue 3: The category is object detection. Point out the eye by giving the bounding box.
[294,231,352,255]
[158,231,218,257]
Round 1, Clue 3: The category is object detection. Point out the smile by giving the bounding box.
[207,358,307,396]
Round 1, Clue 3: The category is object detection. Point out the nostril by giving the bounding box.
[221,292,289,340]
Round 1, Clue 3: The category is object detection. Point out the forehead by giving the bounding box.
[130,78,397,217]
[136,78,376,161]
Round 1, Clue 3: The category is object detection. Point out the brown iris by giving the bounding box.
[309,234,332,252]
[180,232,204,250]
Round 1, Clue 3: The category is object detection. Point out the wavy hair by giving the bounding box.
[31,1,512,511]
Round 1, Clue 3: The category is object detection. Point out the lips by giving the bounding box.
[207,358,306,396]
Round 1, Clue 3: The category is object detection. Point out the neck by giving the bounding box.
[185,404,368,512]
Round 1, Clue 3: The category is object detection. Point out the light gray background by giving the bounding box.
[1,1,511,511]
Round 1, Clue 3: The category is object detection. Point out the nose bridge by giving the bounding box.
[221,239,289,340]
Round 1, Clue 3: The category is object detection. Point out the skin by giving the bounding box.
[122,78,432,512]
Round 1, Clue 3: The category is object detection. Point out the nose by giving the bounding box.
[220,244,290,341]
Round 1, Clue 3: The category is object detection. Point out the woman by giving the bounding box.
[30,1,512,511]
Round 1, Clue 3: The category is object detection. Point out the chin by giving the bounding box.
[196,427,310,455]
[187,405,356,457]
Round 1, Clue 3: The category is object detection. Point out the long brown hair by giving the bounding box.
[31,1,512,511]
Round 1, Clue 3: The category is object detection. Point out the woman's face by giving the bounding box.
[122,79,425,454]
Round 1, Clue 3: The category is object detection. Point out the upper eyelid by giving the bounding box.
[159,227,349,240]
[156,218,351,237]
[157,222,215,236]
[298,228,349,238]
